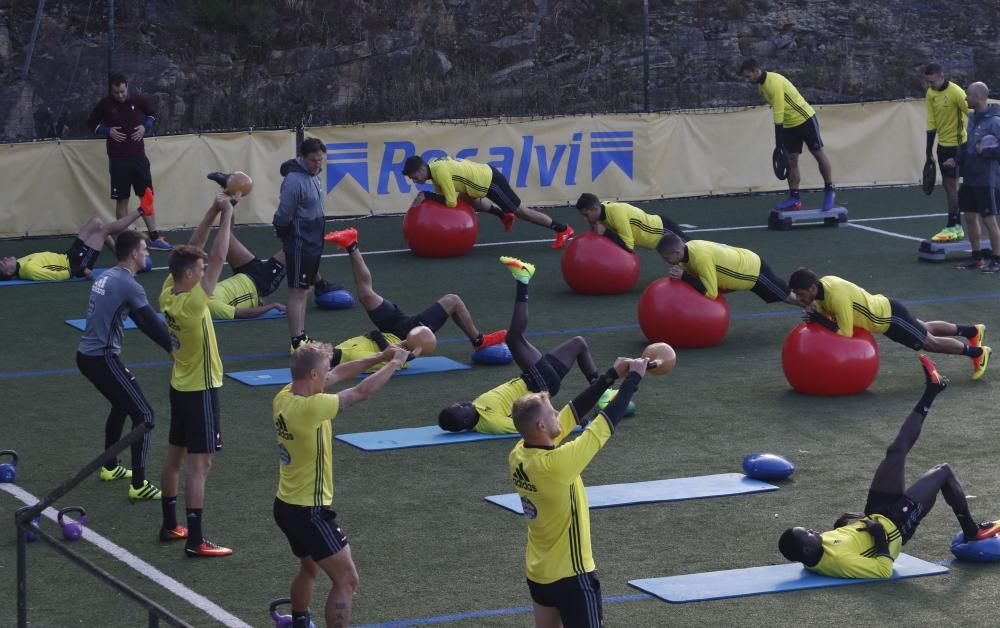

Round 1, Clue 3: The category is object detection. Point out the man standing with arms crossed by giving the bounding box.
[87,72,171,250]
[924,64,969,244]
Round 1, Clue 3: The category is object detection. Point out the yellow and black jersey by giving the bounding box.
[428,157,493,207]
[814,276,892,337]
[473,377,529,435]
[808,514,902,579]
[272,385,340,507]
[16,252,71,281]
[758,71,816,128]
[682,240,762,300]
[207,273,259,320]
[509,405,613,584]
[926,81,969,147]
[600,202,665,252]
[160,276,223,391]
[334,332,408,372]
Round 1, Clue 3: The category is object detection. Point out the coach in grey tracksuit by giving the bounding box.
[948,82,1000,271]
[273,137,328,350]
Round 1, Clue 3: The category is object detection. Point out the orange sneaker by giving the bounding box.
[324,227,358,249]
[918,354,944,387]
[185,539,233,557]
[552,225,575,249]
[500,213,516,232]
[479,330,508,349]
[970,324,986,349]
[159,525,189,542]
[973,521,1000,541]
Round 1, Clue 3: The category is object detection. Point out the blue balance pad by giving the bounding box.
[336,425,521,451]
[485,473,778,514]
[227,356,470,386]
[628,553,947,603]
[1,268,107,287]
[64,308,285,331]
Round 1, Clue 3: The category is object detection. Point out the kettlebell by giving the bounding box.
[269,598,314,628]
[24,516,40,542]
[0,450,18,483]
[58,506,87,541]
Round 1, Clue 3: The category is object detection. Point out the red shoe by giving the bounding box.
[185,539,233,557]
[551,225,575,250]
[479,329,507,349]
[918,354,943,386]
[139,189,155,216]
[324,227,358,249]
[159,525,188,542]
[500,213,516,232]
[973,521,1000,541]
[970,324,986,349]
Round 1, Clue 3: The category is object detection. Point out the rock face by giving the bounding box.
[2,0,997,140]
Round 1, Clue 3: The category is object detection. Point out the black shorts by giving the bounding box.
[367,298,448,338]
[486,167,522,214]
[109,157,152,201]
[521,354,570,396]
[750,260,790,304]
[284,242,321,289]
[864,490,926,544]
[528,572,603,628]
[782,116,824,154]
[233,257,286,298]
[958,186,1000,217]
[937,145,959,179]
[884,299,928,351]
[66,238,100,278]
[168,387,222,454]
[273,498,349,562]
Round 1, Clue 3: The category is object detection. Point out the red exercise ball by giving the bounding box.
[403,199,479,258]
[782,323,880,395]
[637,277,729,348]
[561,232,641,295]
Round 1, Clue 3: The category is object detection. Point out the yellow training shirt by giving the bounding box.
[272,385,340,507]
[758,71,816,128]
[207,273,259,320]
[814,276,892,337]
[334,332,407,372]
[807,515,902,579]
[160,276,223,391]
[428,157,493,207]
[17,252,71,281]
[682,240,762,300]
[600,202,665,252]
[926,81,968,147]
[473,377,529,435]
[510,406,613,584]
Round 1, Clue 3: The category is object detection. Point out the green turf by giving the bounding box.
[3,187,1000,626]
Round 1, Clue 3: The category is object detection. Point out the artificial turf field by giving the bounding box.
[3,186,1000,627]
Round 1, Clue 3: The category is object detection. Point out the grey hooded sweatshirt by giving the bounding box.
[273,158,326,255]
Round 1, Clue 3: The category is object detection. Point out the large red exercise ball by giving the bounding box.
[637,278,730,348]
[782,323,880,395]
[403,199,478,258]
[561,232,641,295]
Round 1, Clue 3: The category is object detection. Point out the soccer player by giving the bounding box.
[0,192,153,282]
[273,342,409,628]
[740,58,836,211]
[575,193,688,253]
[438,256,598,434]
[779,356,1000,578]
[324,227,507,364]
[510,356,648,628]
[402,155,575,249]
[924,63,969,243]
[158,192,237,557]
[945,82,1000,272]
[789,268,990,379]
[655,233,797,304]
[86,72,170,249]
[76,229,172,500]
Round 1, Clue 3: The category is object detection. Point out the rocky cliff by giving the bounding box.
[2,0,997,141]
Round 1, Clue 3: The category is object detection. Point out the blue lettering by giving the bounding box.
[488,147,515,179]
[565,133,582,186]
[455,147,479,160]
[378,141,416,195]
[534,144,567,187]
[516,136,534,188]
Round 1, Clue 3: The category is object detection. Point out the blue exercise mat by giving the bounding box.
[64,308,285,331]
[628,553,947,603]
[485,473,778,514]
[0,268,107,287]
[337,425,521,451]
[227,356,470,386]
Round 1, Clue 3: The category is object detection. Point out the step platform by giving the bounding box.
[768,206,847,231]
[917,238,991,262]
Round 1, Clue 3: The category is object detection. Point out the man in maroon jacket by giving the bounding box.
[87,72,171,250]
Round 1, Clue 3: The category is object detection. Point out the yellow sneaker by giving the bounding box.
[973,346,991,380]
[971,324,986,349]
[99,464,132,482]
[500,256,535,284]
[951,226,966,240]
[128,480,163,501]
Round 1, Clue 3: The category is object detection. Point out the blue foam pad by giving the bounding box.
[628,553,947,603]
[951,530,1000,562]
[471,343,513,365]
[316,289,355,310]
[485,473,778,514]
[0,268,107,287]
[742,452,795,481]
[336,425,521,451]
[63,308,286,331]
[227,356,470,386]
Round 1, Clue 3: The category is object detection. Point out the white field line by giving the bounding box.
[0,483,251,628]
[847,222,926,242]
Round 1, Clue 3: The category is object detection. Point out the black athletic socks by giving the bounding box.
[516,282,529,303]
[550,221,567,232]
[186,509,203,547]
[162,496,178,530]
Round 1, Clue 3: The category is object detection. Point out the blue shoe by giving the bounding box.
[147,237,173,251]
[776,196,802,211]
[822,187,836,211]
